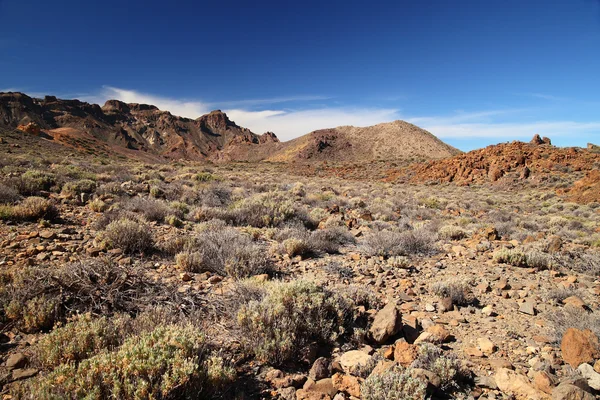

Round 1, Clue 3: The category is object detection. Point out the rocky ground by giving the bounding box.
[1,130,600,399]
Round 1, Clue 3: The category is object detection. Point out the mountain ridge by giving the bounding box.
[0,92,460,163]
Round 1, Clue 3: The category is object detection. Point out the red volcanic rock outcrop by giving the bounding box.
[411,136,600,185]
[16,122,41,135]
[566,169,600,204]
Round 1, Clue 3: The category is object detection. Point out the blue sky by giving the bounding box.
[1,0,600,150]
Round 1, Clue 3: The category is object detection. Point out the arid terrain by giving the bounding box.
[1,96,600,400]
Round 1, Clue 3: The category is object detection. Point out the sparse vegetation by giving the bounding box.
[236,280,353,365]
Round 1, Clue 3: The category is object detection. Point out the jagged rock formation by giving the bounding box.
[0,92,278,161]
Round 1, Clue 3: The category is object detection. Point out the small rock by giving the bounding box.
[331,373,361,398]
[414,324,450,344]
[577,363,600,391]
[309,357,330,381]
[12,368,38,380]
[534,371,557,394]
[368,301,402,344]
[551,383,594,400]
[478,337,497,356]
[519,300,536,316]
[6,353,27,369]
[393,341,418,366]
[561,328,600,368]
[339,351,371,376]
[495,368,549,400]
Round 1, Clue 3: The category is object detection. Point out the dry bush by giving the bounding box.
[99,218,154,254]
[236,280,353,365]
[361,229,438,258]
[0,197,59,222]
[0,183,21,204]
[123,196,171,222]
[438,225,468,241]
[546,287,583,303]
[176,227,271,278]
[548,306,600,341]
[493,248,552,269]
[430,280,473,306]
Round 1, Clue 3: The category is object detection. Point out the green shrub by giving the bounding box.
[165,214,183,227]
[361,365,427,400]
[35,314,130,368]
[61,179,97,198]
[412,344,464,391]
[5,294,59,333]
[236,280,352,365]
[13,324,234,400]
[194,172,216,182]
[100,218,154,254]
[16,170,57,195]
[88,198,107,212]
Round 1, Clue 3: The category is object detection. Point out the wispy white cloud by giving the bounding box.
[81,86,401,141]
[516,92,569,101]
[215,95,331,108]
[418,120,600,140]
[75,86,600,143]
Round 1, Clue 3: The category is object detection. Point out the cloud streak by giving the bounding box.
[77,86,600,144]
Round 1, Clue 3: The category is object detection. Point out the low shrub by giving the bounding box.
[361,365,427,400]
[11,170,57,195]
[176,227,271,278]
[123,196,171,222]
[0,183,21,204]
[35,314,130,368]
[438,225,468,241]
[493,248,551,269]
[231,192,313,228]
[99,218,154,254]
[61,179,97,198]
[88,198,107,212]
[361,229,437,258]
[412,343,465,391]
[13,324,235,400]
[0,197,59,222]
[236,280,353,365]
[430,280,473,306]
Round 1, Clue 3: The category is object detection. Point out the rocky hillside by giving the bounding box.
[410,135,600,186]
[267,120,461,162]
[0,92,279,161]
